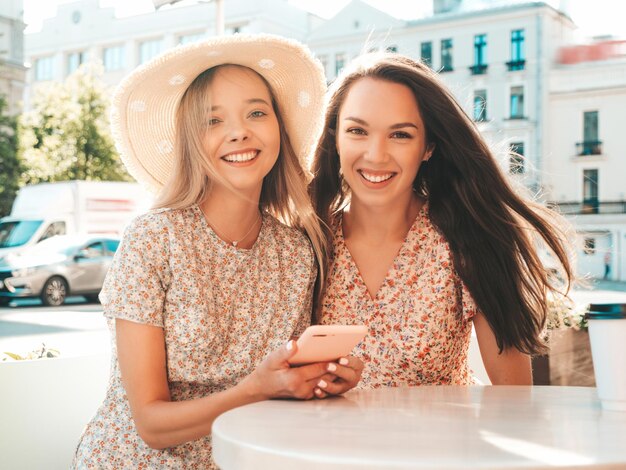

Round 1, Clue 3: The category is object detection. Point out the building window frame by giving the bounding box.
[103,44,125,71]
[440,38,453,72]
[576,110,602,155]
[473,89,487,122]
[506,29,526,71]
[66,51,85,75]
[470,34,488,75]
[509,85,525,119]
[179,32,206,45]
[583,237,596,255]
[420,41,432,68]
[335,52,346,76]
[582,169,599,214]
[509,142,525,174]
[139,38,163,65]
[34,56,55,81]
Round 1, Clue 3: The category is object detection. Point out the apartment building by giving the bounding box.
[546,41,626,280]
[23,0,626,280]
[0,0,26,115]
[25,0,315,90]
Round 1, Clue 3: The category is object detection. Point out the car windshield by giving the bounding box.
[0,220,43,248]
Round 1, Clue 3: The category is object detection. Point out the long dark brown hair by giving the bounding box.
[309,53,573,355]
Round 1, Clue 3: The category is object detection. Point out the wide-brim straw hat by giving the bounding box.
[111,33,326,193]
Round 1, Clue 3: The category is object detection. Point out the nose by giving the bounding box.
[226,119,250,142]
[363,135,389,163]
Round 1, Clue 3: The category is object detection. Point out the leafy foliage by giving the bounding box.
[0,95,20,217]
[18,62,131,184]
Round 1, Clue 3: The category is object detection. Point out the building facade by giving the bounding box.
[546,42,626,280]
[24,0,626,280]
[0,0,26,115]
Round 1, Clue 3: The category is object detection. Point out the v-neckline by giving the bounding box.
[338,204,428,303]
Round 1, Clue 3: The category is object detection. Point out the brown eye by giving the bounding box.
[347,127,366,135]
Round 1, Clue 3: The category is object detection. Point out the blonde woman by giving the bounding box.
[73,35,362,468]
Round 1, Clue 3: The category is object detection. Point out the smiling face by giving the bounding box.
[203,65,281,196]
[336,77,433,211]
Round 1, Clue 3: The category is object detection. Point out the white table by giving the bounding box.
[212,386,626,469]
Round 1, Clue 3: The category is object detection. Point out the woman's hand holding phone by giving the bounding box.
[314,355,364,398]
[239,325,366,401]
[239,340,330,401]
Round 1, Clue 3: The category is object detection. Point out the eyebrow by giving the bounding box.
[211,98,271,111]
[343,116,419,130]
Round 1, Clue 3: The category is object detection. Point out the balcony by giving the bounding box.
[506,59,526,71]
[548,200,626,215]
[469,64,488,75]
[576,140,603,156]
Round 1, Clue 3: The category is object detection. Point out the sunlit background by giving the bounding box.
[22,0,626,37]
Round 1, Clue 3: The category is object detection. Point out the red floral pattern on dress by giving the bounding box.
[73,205,315,469]
[319,205,478,389]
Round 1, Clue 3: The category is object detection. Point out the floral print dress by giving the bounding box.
[73,205,315,469]
[319,205,478,389]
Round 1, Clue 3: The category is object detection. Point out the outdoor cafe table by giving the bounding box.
[212,386,626,469]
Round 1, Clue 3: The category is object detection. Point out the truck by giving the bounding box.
[0,181,152,259]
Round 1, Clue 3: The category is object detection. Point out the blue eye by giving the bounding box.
[250,110,267,118]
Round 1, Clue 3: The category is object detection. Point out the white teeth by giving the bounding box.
[360,171,394,183]
[223,150,257,162]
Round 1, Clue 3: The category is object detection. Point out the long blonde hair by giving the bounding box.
[155,65,326,286]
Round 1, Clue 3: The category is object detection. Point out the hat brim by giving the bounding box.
[111,34,326,193]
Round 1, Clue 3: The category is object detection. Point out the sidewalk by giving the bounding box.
[582,278,626,292]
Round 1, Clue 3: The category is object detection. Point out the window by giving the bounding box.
[470,34,487,74]
[103,45,125,71]
[473,89,487,121]
[507,29,525,71]
[139,39,163,64]
[420,41,432,67]
[34,56,54,81]
[583,169,599,214]
[335,53,346,76]
[317,55,328,76]
[79,242,105,259]
[104,239,120,254]
[583,238,596,255]
[441,39,453,72]
[67,51,85,74]
[38,222,66,242]
[577,111,602,155]
[179,33,205,45]
[510,86,524,119]
[509,142,525,174]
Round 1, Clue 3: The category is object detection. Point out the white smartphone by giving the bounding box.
[288,324,367,366]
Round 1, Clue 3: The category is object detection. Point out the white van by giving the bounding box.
[0,181,152,259]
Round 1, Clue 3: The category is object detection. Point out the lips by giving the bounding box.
[221,149,259,163]
[358,170,396,183]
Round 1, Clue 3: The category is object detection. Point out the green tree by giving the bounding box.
[19,62,131,183]
[0,95,20,217]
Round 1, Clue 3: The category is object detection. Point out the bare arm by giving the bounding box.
[473,312,532,385]
[116,319,330,449]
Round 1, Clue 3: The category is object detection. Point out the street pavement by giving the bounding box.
[1,280,625,360]
[0,297,110,358]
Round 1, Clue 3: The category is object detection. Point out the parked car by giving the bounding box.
[0,235,120,307]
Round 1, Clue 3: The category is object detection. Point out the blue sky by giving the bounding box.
[22,0,626,37]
